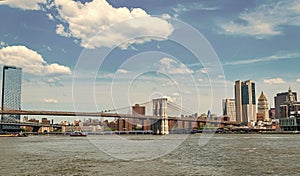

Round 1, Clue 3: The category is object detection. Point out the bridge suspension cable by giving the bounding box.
[105,100,152,113]
[167,102,196,116]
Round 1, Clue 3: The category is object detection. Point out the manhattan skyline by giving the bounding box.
[0,0,300,115]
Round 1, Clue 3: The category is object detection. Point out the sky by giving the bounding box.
[0,0,300,119]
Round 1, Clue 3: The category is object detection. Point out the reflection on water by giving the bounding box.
[0,134,300,175]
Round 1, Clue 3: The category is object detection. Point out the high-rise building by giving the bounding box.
[279,87,300,118]
[222,98,236,121]
[274,89,297,119]
[1,66,22,131]
[235,80,242,122]
[235,80,256,124]
[257,91,269,121]
[279,87,300,131]
[132,104,145,115]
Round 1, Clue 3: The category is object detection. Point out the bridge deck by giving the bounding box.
[0,110,240,125]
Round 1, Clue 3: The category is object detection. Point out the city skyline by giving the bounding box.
[0,0,300,115]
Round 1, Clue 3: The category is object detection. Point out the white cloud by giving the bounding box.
[159,57,177,67]
[161,13,171,20]
[0,0,46,10]
[0,41,6,46]
[199,68,207,74]
[219,1,300,38]
[98,72,114,79]
[46,13,54,20]
[56,24,71,38]
[172,92,180,96]
[173,3,219,14]
[45,77,63,87]
[217,75,225,79]
[225,51,300,65]
[53,0,174,49]
[296,79,300,82]
[264,78,285,84]
[117,69,128,74]
[43,98,58,104]
[158,57,193,75]
[162,80,177,87]
[45,63,71,75]
[0,45,72,75]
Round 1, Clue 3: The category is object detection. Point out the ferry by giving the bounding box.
[70,131,87,137]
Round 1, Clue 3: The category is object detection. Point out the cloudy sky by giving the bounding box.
[0,0,300,117]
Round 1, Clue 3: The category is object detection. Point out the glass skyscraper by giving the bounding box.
[1,66,22,131]
[235,80,256,124]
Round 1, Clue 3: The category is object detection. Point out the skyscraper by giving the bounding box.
[235,80,242,122]
[1,66,22,131]
[235,80,256,124]
[257,91,269,121]
[222,98,236,121]
[274,89,297,119]
[279,87,300,131]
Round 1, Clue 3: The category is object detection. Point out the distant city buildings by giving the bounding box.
[1,66,22,132]
[222,98,236,121]
[257,91,269,122]
[235,80,256,124]
[0,63,299,132]
[274,90,297,119]
[22,117,56,133]
[278,87,300,131]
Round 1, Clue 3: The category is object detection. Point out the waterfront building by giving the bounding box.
[222,98,236,121]
[131,104,150,130]
[269,108,276,119]
[274,90,297,119]
[132,104,145,115]
[257,91,270,121]
[1,66,22,131]
[279,87,300,131]
[235,80,256,124]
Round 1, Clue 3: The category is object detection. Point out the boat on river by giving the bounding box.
[70,131,87,137]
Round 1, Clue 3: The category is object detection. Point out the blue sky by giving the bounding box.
[0,0,300,117]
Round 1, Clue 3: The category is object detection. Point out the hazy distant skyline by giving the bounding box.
[0,0,300,115]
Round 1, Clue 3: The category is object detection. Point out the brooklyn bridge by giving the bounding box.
[0,98,239,134]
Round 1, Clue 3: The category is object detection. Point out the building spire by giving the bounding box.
[258,91,267,101]
[286,86,295,103]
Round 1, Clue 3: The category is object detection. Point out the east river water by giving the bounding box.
[0,134,300,175]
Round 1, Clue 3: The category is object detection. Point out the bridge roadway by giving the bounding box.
[0,110,240,125]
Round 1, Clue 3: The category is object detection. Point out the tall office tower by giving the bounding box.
[279,87,300,118]
[235,80,256,124]
[235,80,242,122]
[257,91,269,121]
[222,98,236,121]
[1,66,22,131]
[274,89,297,119]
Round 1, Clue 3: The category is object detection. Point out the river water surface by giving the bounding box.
[0,134,299,175]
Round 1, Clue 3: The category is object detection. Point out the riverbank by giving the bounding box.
[1,129,299,136]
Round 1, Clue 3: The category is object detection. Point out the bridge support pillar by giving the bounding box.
[142,119,150,131]
[152,98,168,135]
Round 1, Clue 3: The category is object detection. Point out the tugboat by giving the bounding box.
[70,131,87,137]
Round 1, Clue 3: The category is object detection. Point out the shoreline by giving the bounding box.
[1,130,299,136]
